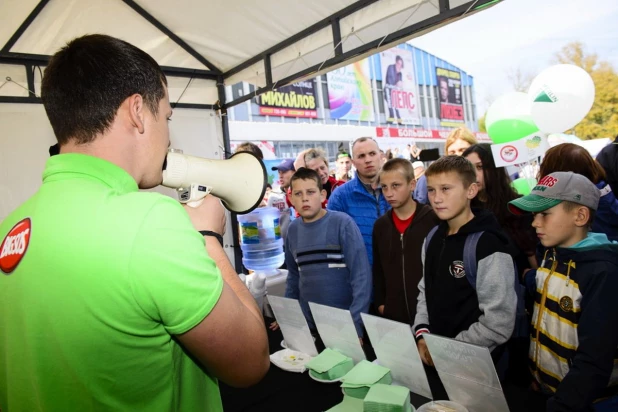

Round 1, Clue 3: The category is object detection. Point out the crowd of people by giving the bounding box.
[241,126,618,411]
[2,33,617,412]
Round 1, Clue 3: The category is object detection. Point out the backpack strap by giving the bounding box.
[463,231,484,290]
[424,225,440,257]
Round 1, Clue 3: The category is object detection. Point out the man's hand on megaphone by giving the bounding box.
[183,194,226,236]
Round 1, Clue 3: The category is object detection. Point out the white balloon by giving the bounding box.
[485,91,532,128]
[528,64,595,133]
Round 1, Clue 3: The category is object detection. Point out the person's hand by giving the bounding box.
[269,321,279,331]
[183,194,226,235]
[417,338,434,367]
[293,149,310,171]
[378,305,385,315]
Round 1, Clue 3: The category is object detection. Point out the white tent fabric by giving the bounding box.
[0,0,502,106]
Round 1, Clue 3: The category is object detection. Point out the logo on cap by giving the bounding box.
[0,218,32,274]
[534,175,558,192]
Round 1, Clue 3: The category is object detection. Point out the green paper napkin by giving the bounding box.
[341,360,392,388]
[306,348,354,380]
[325,395,364,412]
[306,348,349,373]
[363,384,412,412]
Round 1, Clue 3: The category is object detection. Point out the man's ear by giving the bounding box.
[320,189,327,202]
[574,206,591,228]
[409,178,417,192]
[127,94,146,134]
[467,182,479,200]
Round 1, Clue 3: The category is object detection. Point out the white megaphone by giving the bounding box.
[161,149,267,214]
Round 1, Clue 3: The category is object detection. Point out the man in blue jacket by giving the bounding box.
[327,137,390,265]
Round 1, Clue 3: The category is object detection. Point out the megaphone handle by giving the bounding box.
[187,199,204,208]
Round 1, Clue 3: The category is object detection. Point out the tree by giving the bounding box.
[554,42,618,139]
[478,112,487,132]
[506,67,535,93]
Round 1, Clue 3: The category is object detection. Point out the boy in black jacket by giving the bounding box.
[373,158,440,324]
[509,172,618,412]
[413,156,517,365]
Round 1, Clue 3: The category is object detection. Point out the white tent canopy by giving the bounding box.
[0,0,501,267]
[1,0,502,109]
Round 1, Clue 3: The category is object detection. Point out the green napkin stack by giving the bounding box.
[326,395,364,412]
[341,360,393,399]
[306,348,354,381]
[363,384,413,412]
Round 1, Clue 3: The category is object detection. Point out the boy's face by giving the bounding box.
[380,170,416,209]
[290,178,326,223]
[427,171,477,221]
[532,203,585,248]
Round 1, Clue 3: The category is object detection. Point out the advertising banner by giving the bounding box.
[327,59,374,122]
[436,68,465,127]
[375,127,489,141]
[256,81,318,118]
[380,48,421,125]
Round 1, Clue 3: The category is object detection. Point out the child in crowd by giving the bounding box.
[373,159,439,324]
[509,172,618,412]
[538,143,618,242]
[413,156,517,366]
[284,168,372,339]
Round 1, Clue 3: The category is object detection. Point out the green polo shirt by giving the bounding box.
[0,154,224,411]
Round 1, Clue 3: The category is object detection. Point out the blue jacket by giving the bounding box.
[327,177,390,265]
[593,180,618,242]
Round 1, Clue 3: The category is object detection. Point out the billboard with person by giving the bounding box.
[436,67,465,127]
[380,48,421,125]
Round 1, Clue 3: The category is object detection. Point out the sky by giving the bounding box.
[409,0,618,116]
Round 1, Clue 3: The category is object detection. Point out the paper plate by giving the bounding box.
[308,369,343,383]
[270,349,312,373]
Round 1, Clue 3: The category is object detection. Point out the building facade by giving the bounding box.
[227,42,488,161]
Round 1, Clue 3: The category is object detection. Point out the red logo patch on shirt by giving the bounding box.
[0,218,32,274]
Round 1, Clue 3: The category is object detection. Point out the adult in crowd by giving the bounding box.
[334,151,353,182]
[596,134,618,195]
[539,143,618,242]
[444,127,478,156]
[268,158,295,241]
[295,148,345,205]
[0,34,269,411]
[327,137,390,265]
[234,141,264,159]
[412,161,428,205]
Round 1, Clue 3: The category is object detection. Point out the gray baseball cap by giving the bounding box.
[508,172,600,215]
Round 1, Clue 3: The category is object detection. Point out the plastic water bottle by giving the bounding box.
[237,207,285,275]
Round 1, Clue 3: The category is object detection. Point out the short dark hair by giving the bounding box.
[396,56,403,65]
[351,137,378,157]
[290,167,323,191]
[425,155,476,187]
[380,158,415,182]
[42,34,167,145]
[235,142,264,159]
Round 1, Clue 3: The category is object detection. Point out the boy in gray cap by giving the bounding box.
[509,172,618,412]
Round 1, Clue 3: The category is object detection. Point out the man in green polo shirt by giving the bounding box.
[0,34,269,411]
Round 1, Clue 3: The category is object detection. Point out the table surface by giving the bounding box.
[220,318,547,412]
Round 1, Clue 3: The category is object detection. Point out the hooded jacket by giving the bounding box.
[413,209,517,352]
[527,233,618,412]
[372,203,439,324]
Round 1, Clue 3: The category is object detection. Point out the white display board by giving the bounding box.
[308,302,366,364]
[361,314,432,399]
[423,334,509,412]
[268,296,318,356]
[491,132,549,168]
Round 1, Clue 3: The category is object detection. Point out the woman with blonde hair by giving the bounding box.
[445,127,478,156]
